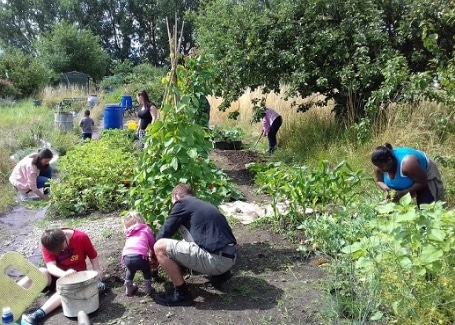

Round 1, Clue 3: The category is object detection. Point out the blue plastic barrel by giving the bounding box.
[104,105,123,129]
[120,95,133,109]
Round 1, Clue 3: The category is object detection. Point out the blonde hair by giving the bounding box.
[123,211,146,229]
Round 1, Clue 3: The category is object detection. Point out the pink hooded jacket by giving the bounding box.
[122,223,156,260]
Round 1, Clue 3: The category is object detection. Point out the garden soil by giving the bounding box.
[0,149,328,325]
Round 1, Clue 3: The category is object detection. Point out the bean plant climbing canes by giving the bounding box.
[128,18,241,228]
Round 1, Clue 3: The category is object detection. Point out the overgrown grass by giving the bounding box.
[209,88,455,324]
[210,87,455,207]
[0,87,107,209]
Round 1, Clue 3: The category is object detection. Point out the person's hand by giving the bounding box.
[394,190,412,202]
[97,281,106,292]
[64,269,77,277]
[149,255,159,269]
[386,189,402,202]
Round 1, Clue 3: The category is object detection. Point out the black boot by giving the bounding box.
[155,284,193,306]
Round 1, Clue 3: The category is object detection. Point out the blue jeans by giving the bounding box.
[37,167,52,194]
[124,254,152,281]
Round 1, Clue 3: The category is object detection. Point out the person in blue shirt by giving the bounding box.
[371,143,445,205]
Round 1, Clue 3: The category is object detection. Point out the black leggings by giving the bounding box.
[124,254,152,281]
[267,115,282,153]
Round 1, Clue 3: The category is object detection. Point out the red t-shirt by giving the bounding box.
[41,228,98,272]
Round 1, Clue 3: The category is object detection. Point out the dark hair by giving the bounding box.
[84,109,90,116]
[371,143,394,165]
[41,228,66,253]
[137,90,151,103]
[172,183,194,199]
[32,148,53,171]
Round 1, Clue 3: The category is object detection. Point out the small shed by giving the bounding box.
[60,71,89,89]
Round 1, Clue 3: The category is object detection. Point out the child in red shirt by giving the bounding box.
[21,228,103,325]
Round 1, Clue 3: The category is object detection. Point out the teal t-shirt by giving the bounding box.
[384,147,428,190]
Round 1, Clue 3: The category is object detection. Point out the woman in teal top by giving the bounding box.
[371,143,445,205]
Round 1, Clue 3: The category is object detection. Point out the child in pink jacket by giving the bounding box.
[122,211,157,296]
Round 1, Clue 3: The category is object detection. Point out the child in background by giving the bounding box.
[122,211,157,296]
[79,109,95,140]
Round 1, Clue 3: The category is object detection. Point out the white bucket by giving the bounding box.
[56,270,99,317]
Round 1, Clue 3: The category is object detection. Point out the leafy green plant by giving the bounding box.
[49,129,136,217]
[129,54,241,228]
[55,98,85,113]
[253,160,364,215]
[342,195,455,323]
[211,125,243,143]
[251,102,266,124]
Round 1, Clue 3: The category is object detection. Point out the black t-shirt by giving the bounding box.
[156,196,237,252]
[137,102,156,130]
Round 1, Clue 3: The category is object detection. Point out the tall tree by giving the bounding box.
[0,47,53,98]
[35,21,109,81]
[192,0,455,118]
[0,0,200,65]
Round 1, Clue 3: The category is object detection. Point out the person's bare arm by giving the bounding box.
[32,188,50,201]
[150,105,158,123]
[396,155,428,199]
[45,261,76,278]
[90,256,104,280]
[373,166,391,197]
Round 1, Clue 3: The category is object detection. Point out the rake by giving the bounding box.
[252,131,263,149]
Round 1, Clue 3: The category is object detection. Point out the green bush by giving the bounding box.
[211,125,243,143]
[49,129,136,217]
[0,47,53,98]
[342,196,455,323]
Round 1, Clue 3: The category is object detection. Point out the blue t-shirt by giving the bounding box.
[384,147,428,190]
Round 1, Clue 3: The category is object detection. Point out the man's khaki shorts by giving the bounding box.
[166,239,235,276]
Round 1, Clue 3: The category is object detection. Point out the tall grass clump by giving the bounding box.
[0,102,57,208]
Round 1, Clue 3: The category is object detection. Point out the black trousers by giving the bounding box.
[124,254,152,280]
[267,115,282,153]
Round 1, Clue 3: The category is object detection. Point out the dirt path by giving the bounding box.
[0,149,328,325]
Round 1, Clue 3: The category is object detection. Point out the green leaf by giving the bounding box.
[420,245,443,264]
[399,256,412,269]
[164,137,174,148]
[170,157,179,170]
[341,242,363,255]
[392,301,399,315]
[370,311,383,321]
[428,228,445,242]
[395,210,417,222]
[187,148,198,159]
[355,256,372,269]
[399,193,413,205]
[375,202,395,214]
